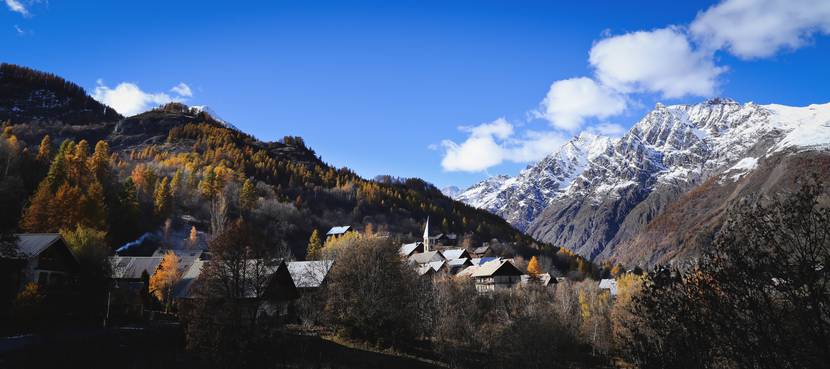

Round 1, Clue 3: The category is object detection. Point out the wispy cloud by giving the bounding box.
[92,80,195,116]
[5,0,28,16]
[170,82,193,97]
[13,24,25,35]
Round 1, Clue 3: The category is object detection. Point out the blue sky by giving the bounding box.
[3,0,829,188]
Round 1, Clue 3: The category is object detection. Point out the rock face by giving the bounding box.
[451,133,613,232]
[454,98,830,266]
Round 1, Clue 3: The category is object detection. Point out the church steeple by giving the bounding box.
[423,216,430,252]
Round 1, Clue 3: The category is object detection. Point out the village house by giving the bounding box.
[472,245,494,258]
[599,278,618,297]
[398,242,424,257]
[0,234,79,292]
[428,233,458,247]
[440,248,470,261]
[521,273,555,287]
[175,258,299,318]
[457,259,523,293]
[409,250,445,265]
[325,226,353,240]
[446,258,473,274]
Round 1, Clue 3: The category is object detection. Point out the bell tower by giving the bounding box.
[423,216,430,252]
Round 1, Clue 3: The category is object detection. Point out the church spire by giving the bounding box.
[423,216,430,252]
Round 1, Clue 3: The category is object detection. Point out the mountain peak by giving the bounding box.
[703,97,738,106]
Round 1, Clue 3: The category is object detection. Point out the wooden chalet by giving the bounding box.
[1,234,79,291]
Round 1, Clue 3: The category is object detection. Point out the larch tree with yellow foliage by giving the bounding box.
[150,251,182,312]
[306,229,323,260]
[153,177,172,219]
[527,256,542,276]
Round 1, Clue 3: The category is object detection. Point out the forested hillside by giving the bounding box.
[0,63,543,258]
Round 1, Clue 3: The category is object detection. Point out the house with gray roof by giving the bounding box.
[472,245,493,257]
[1,234,79,291]
[521,273,555,287]
[408,250,445,266]
[599,278,618,297]
[440,248,470,261]
[326,226,353,238]
[458,259,523,293]
[446,258,473,275]
[399,242,424,257]
[110,256,164,280]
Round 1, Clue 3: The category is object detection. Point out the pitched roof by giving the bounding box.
[152,248,204,259]
[441,248,468,260]
[408,250,445,265]
[471,259,522,278]
[173,259,206,299]
[174,258,292,299]
[110,256,164,279]
[399,242,421,256]
[521,273,553,286]
[447,258,471,267]
[326,226,352,236]
[287,260,334,288]
[456,259,501,277]
[416,265,435,276]
[426,260,446,272]
[14,233,62,257]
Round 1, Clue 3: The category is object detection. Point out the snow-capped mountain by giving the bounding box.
[451,132,614,231]
[454,98,830,266]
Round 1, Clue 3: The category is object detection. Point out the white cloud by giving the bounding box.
[589,27,726,98]
[691,0,830,59]
[440,119,512,172]
[440,118,568,172]
[537,77,627,131]
[170,82,193,97]
[92,80,194,116]
[5,0,28,16]
[507,130,569,162]
[13,24,24,35]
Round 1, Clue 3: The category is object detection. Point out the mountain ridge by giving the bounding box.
[0,63,544,257]
[451,98,830,266]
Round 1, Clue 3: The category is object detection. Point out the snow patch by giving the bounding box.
[725,157,758,182]
[767,103,830,152]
